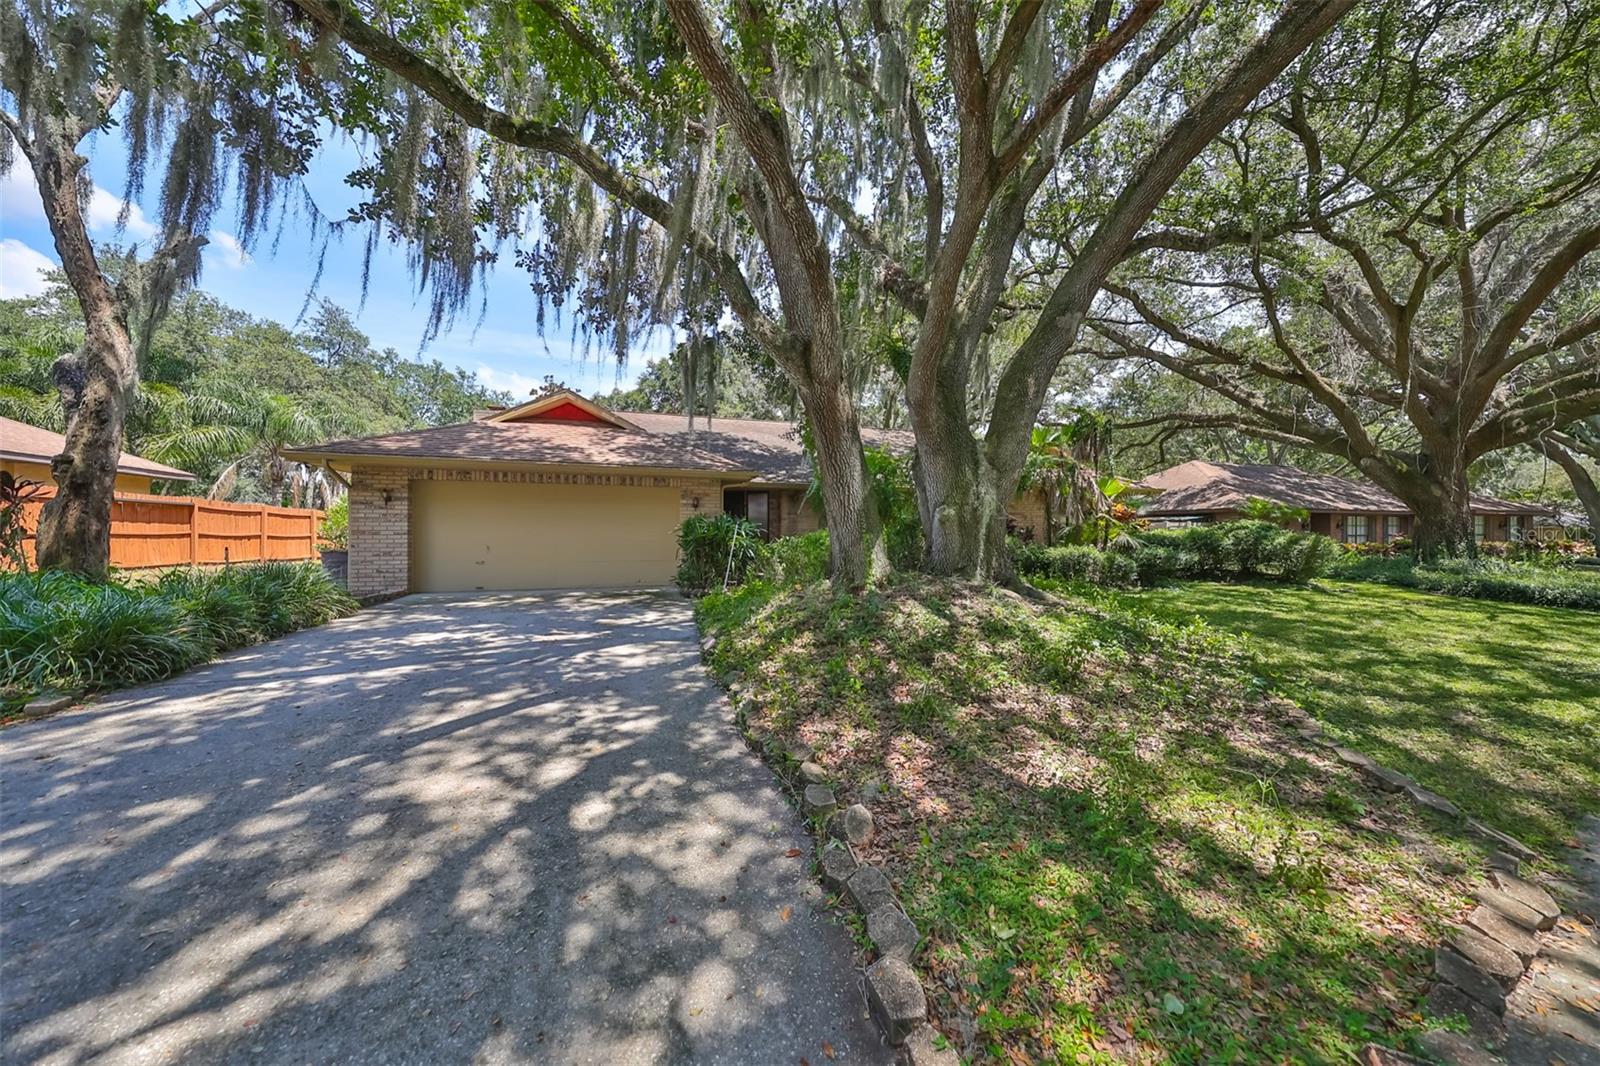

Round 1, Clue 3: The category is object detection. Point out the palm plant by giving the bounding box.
[136,384,326,503]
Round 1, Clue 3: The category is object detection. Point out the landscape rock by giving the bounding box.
[1466,818,1537,861]
[1404,784,1462,819]
[1424,982,1506,1047]
[1355,1045,1426,1066]
[1434,945,1506,1012]
[802,784,838,818]
[1443,925,1523,989]
[798,761,827,784]
[902,1023,960,1066]
[1333,746,1375,771]
[1463,904,1541,966]
[1487,870,1558,930]
[846,864,896,914]
[864,957,926,1044]
[1361,761,1416,793]
[22,694,74,718]
[1485,851,1520,876]
[1476,885,1548,933]
[787,740,816,763]
[857,777,884,804]
[842,803,874,844]
[818,846,859,892]
[1416,1029,1501,1066]
[866,905,919,961]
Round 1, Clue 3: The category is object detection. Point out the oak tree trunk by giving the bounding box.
[1368,454,1474,561]
[801,372,886,589]
[1538,439,1600,537]
[27,134,137,581]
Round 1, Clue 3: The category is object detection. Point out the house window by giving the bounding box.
[1507,515,1523,540]
[1345,515,1370,544]
[724,490,772,539]
[1473,514,1486,542]
[1385,515,1402,542]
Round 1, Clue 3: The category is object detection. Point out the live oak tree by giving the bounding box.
[0,0,315,577]
[1538,417,1600,534]
[257,0,1350,584]
[1088,0,1600,557]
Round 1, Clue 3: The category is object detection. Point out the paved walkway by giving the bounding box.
[1500,814,1600,1066]
[1,592,889,1065]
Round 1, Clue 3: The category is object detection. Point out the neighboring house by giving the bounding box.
[1136,460,1550,546]
[1,416,194,492]
[285,389,1048,596]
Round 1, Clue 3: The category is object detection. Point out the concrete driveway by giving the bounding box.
[1,592,890,1065]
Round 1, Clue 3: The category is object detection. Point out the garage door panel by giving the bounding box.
[410,480,679,591]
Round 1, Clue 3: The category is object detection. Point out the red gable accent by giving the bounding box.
[509,400,609,424]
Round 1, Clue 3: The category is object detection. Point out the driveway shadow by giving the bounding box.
[1,591,888,1065]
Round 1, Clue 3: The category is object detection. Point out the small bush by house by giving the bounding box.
[1,562,356,704]
[1132,521,1339,584]
[676,514,769,594]
[761,529,829,586]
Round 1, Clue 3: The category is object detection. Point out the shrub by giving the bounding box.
[763,530,829,585]
[1130,521,1338,583]
[1012,543,1139,588]
[1,562,356,701]
[676,514,769,594]
[319,497,349,549]
[1331,554,1600,610]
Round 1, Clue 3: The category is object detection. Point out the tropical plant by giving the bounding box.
[1240,498,1312,527]
[319,497,349,550]
[675,514,768,595]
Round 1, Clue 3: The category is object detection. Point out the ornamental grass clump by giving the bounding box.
[1,562,355,704]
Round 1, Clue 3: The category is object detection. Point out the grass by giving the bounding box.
[700,577,1489,1064]
[1133,579,1600,859]
[1,562,356,710]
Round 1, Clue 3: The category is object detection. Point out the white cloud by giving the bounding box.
[0,239,56,299]
[473,363,543,398]
[207,230,251,269]
[0,165,157,240]
[85,185,157,240]
[0,169,45,227]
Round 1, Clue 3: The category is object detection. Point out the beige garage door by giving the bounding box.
[410,479,680,592]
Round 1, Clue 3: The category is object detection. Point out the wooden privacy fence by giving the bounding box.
[15,490,324,570]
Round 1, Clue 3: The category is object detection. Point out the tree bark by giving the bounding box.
[1538,437,1600,537]
[26,132,138,581]
[1362,453,1474,561]
[803,375,885,588]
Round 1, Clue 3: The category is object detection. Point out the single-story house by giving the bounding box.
[1136,460,1550,545]
[1,416,194,492]
[285,389,1048,597]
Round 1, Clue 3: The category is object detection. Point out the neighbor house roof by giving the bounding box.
[1138,460,1549,516]
[284,408,755,477]
[1,416,194,481]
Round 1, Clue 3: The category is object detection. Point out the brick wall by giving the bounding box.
[679,477,725,523]
[1006,488,1050,544]
[348,467,410,599]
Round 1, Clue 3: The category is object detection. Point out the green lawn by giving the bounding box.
[1136,579,1600,859]
[700,577,1488,1064]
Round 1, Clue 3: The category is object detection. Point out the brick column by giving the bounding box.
[679,478,725,522]
[349,467,410,598]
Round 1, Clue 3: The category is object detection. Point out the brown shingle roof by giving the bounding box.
[1,416,194,481]
[1138,460,1549,516]
[619,412,915,485]
[284,418,752,475]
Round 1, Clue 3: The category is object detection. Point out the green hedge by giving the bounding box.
[761,530,830,586]
[1011,543,1140,588]
[1,562,356,700]
[1132,521,1339,584]
[1329,554,1600,610]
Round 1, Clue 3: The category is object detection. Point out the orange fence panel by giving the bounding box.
[12,489,324,571]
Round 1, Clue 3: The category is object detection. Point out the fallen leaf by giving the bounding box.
[780,905,793,922]
[785,848,803,858]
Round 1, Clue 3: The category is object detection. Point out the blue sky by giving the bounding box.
[0,129,663,399]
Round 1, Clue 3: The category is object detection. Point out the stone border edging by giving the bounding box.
[1280,703,1569,1064]
[701,634,959,1066]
